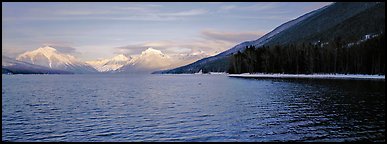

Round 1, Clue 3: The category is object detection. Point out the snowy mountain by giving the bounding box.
[16,46,97,73]
[2,56,72,74]
[7,46,211,74]
[86,48,208,73]
[118,48,174,73]
[86,54,132,72]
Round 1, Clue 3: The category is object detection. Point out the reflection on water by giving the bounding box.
[2,74,385,142]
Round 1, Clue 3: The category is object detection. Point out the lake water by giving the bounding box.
[2,74,385,142]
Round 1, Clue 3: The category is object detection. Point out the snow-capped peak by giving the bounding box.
[191,50,206,56]
[37,46,57,52]
[86,54,132,72]
[22,46,62,60]
[117,48,174,73]
[141,47,164,55]
[17,46,73,65]
[16,46,97,73]
[111,54,130,61]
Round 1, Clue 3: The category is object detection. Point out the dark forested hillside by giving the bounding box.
[301,2,385,45]
[228,33,385,75]
[227,2,385,75]
[264,2,383,46]
[156,2,385,74]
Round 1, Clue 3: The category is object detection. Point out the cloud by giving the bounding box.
[213,3,293,22]
[201,29,264,43]
[115,43,150,55]
[226,15,290,21]
[1,47,27,59]
[4,3,208,22]
[303,2,333,11]
[198,2,224,4]
[162,9,208,17]
[40,41,79,54]
[54,10,115,16]
[243,2,281,11]
[219,5,237,11]
[52,46,78,54]
[216,2,319,21]
[218,2,280,12]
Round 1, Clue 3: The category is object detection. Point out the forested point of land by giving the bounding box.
[228,33,385,75]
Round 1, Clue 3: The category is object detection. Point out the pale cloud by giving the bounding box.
[201,29,264,43]
[199,2,224,4]
[244,2,281,11]
[4,9,207,22]
[303,2,333,11]
[39,41,81,55]
[4,3,208,22]
[219,5,237,11]
[51,46,78,54]
[116,8,208,21]
[214,3,295,21]
[218,2,280,12]
[2,47,26,58]
[227,15,290,21]
[118,3,163,10]
[54,10,116,16]
[163,9,208,17]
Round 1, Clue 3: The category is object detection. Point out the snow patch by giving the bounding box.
[228,73,385,80]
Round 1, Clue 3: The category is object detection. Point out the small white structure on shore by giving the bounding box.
[195,69,203,74]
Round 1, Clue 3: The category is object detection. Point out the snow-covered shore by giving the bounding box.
[228,73,385,80]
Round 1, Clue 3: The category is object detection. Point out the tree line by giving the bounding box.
[228,33,385,75]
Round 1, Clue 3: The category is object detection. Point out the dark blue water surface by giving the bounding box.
[2,74,385,142]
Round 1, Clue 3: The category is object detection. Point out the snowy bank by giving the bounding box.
[228,73,385,80]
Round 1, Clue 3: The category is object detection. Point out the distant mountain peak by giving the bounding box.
[16,46,97,73]
[86,54,132,72]
[37,46,57,52]
[191,50,206,56]
[87,47,207,73]
[142,47,164,55]
[111,54,131,61]
[117,48,174,73]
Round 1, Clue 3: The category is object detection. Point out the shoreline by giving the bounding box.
[228,73,385,81]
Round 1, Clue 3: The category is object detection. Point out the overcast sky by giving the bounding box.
[2,2,332,61]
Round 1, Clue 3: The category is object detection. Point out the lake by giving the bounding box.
[1,74,385,142]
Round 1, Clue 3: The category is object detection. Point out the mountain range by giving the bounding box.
[2,46,208,74]
[86,54,133,72]
[156,2,385,74]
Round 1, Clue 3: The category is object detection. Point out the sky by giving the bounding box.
[2,2,332,61]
